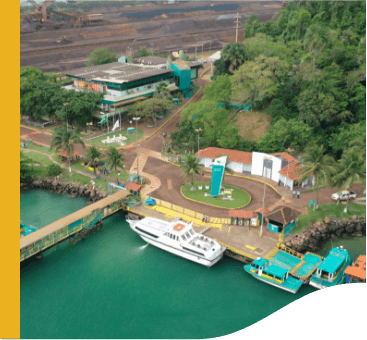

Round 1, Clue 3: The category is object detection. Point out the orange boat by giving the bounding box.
[343,255,366,283]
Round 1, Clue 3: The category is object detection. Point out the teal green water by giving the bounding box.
[20,190,365,339]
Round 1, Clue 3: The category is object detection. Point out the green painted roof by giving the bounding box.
[252,258,288,277]
[318,247,349,273]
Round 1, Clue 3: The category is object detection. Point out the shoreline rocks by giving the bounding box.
[20,177,107,202]
[285,215,366,253]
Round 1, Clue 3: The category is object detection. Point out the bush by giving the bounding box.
[47,164,62,177]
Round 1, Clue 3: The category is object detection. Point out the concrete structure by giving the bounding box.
[64,57,202,117]
[197,147,252,174]
[196,148,311,191]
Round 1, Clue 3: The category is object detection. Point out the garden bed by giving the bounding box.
[181,181,251,209]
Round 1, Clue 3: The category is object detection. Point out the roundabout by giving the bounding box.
[181,181,251,209]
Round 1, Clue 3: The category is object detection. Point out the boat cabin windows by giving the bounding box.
[165,232,178,241]
[185,232,191,239]
[189,229,195,235]
[181,234,187,241]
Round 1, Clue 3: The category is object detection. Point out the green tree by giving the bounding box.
[243,14,260,38]
[85,48,117,67]
[46,164,62,177]
[333,149,366,212]
[203,75,232,107]
[153,82,172,100]
[20,151,35,183]
[303,24,329,69]
[106,147,125,184]
[50,126,85,172]
[257,118,313,154]
[231,56,290,105]
[86,146,102,176]
[129,98,173,125]
[329,123,366,158]
[57,90,104,130]
[180,154,203,189]
[221,42,248,73]
[296,144,335,210]
[213,57,231,77]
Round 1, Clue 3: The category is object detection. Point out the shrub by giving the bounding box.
[47,164,62,177]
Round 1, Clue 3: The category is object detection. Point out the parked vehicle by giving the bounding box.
[197,58,207,63]
[331,190,357,201]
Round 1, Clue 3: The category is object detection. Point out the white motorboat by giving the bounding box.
[126,216,226,267]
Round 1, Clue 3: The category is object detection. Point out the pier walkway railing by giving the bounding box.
[20,189,130,262]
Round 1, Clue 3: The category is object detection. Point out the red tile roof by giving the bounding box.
[58,150,80,158]
[126,183,141,191]
[254,207,270,216]
[196,147,252,164]
[229,210,254,218]
[272,152,299,164]
[278,162,302,180]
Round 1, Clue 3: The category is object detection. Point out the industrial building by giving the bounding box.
[64,57,202,119]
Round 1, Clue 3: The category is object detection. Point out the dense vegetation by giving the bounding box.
[20,66,104,129]
[175,1,366,160]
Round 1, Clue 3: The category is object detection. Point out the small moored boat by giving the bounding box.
[244,257,303,294]
[309,246,351,289]
[126,216,226,267]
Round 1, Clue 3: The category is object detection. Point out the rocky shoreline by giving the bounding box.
[20,177,107,202]
[285,215,366,253]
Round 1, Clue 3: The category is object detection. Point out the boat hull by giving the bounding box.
[244,265,302,294]
[128,220,225,267]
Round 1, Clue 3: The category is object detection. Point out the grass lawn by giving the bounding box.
[87,129,144,148]
[293,202,367,234]
[230,110,271,142]
[21,141,54,154]
[181,181,251,209]
[24,151,54,166]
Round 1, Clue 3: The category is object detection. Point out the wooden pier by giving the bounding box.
[20,189,130,262]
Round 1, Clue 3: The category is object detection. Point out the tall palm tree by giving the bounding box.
[50,126,85,173]
[303,24,329,70]
[86,146,102,176]
[221,42,248,73]
[180,154,203,190]
[296,144,335,210]
[333,149,366,213]
[106,147,125,184]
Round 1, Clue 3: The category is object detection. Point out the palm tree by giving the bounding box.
[106,147,125,184]
[332,149,366,213]
[303,24,329,70]
[180,154,203,190]
[86,146,102,176]
[296,144,335,210]
[50,126,85,173]
[221,42,248,73]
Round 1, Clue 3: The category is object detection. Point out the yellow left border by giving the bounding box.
[1,0,20,338]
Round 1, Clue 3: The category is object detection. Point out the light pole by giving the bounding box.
[133,116,140,142]
[133,116,141,182]
[195,128,202,153]
[63,102,69,131]
[260,180,266,237]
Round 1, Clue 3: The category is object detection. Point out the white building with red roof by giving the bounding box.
[196,147,253,174]
[196,147,312,190]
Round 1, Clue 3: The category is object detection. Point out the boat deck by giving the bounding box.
[268,250,302,271]
[268,250,323,280]
[295,253,323,278]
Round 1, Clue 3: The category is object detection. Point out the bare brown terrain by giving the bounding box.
[20,1,282,73]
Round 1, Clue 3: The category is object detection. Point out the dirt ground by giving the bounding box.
[20,1,281,72]
[232,110,271,142]
[142,156,281,218]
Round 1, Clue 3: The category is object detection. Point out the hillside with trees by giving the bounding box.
[176,1,365,161]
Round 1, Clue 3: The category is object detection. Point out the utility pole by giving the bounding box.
[195,46,197,58]
[235,12,240,43]
[202,44,204,54]
[260,180,266,237]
